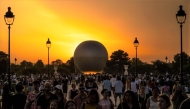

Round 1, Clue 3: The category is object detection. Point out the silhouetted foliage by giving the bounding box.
[66,57,75,73]
[106,49,130,74]
[0,50,190,76]
[151,60,170,74]
[0,51,8,74]
[172,52,189,73]
[128,58,153,75]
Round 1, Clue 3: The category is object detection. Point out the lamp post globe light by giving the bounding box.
[46,38,51,77]
[133,38,139,76]
[4,7,15,89]
[176,5,186,84]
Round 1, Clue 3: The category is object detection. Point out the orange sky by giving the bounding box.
[0,0,190,64]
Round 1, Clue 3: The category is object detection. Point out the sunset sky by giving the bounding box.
[0,0,190,64]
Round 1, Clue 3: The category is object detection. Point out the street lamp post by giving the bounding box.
[165,56,168,63]
[46,38,51,77]
[4,7,15,89]
[133,38,139,76]
[176,5,186,84]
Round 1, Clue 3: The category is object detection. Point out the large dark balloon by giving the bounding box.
[74,40,108,73]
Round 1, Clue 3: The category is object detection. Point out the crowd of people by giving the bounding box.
[0,72,190,109]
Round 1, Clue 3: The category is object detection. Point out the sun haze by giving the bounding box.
[0,0,189,64]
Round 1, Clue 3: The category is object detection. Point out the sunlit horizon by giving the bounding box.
[0,0,189,64]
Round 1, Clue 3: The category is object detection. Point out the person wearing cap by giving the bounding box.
[54,84,66,109]
[10,83,27,109]
[24,80,41,109]
[73,83,88,109]
[37,82,58,109]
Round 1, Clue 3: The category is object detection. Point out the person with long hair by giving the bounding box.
[99,89,114,109]
[64,100,77,109]
[170,81,188,109]
[81,89,100,109]
[138,84,148,109]
[146,87,160,109]
[157,94,171,109]
[117,90,140,109]
[49,100,60,109]
[54,85,67,109]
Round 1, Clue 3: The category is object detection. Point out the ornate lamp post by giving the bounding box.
[46,38,51,77]
[176,5,186,84]
[133,38,139,76]
[4,7,15,89]
[165,56,168,63]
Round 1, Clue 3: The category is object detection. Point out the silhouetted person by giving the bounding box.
[11,83,27,109]
[2,85,12,109]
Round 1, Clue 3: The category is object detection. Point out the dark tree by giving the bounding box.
[0,51,8,74]
[106,49,130,74]
[34,60,44,68]
[173,52,189,73]
[151,60,169,74]
[128,57,153,75]
[66,57,75,73]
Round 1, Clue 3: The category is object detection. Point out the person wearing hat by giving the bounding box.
[73,83,88,109]
[54,85,66,109]
[10,83,27,109]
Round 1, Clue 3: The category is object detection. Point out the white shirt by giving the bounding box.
[145,86,150,94]
[110,78,116,87]
[149,96,158,109]
[131,82,137,93]
[75,76,78,80]
[114,80,123,93]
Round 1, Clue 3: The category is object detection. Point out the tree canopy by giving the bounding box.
[0,50,189,76]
